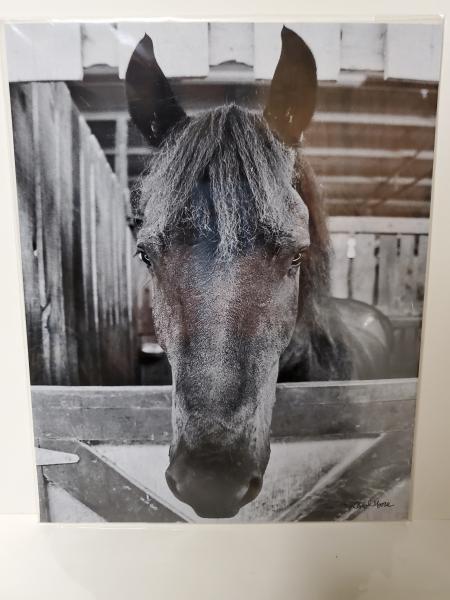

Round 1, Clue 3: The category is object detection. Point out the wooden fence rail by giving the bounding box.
[10,82,139,385]
[32,379,416,443]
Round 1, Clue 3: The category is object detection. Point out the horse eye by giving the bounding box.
[291,250,305,267]
[138,250,152,267]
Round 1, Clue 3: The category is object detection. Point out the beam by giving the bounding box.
[278,429,414,521]
[32,379,417,443]
[41,439,186,523]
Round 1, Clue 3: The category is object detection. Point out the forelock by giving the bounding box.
[135,104,308,259]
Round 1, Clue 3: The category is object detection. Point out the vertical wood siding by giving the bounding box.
[329,217,428,377]
[10,82,139,385]
[329,217,428,317]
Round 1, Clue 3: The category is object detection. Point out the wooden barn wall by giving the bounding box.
[329,216,428,317]
[79,83,437,220]
[10,82,141,386]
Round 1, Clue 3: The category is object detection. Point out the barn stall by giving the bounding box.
[6,22,439,521]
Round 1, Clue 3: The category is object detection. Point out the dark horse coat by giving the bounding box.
[126,27,393,517]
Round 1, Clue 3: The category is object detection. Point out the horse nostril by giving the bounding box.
[165,471,179,495]
[240,475,263,507]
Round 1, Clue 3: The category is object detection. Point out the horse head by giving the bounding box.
[125,27,318,517]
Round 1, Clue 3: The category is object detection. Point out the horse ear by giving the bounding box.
[125,34,186,146]
[264,27,317,146]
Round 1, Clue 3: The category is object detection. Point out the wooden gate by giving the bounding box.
[10,82,140,385]
[32,379,416,522]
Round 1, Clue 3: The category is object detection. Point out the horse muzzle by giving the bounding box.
[165,445,264,518]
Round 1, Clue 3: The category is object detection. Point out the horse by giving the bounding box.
[125,27,393,518]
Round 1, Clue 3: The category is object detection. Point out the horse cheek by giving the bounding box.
[279,273,300,351]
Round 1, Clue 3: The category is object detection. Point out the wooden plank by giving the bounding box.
[320,177,432,202]
[115,190,130,377]
[254,23,341,81]
[36,466,50,522]
[88,138,100,371]
[330,233,349,298]
[377,234,400,313]
[55,84,79,384]
[41,439,185,523]
[396,235,416,314]
[351,233,376,304]
[94,143,108,382]
[81,23,119,69]
[305,120,435,151]
[111,177,120,330]
[415,235,429,308]
[31,379,417,443]
[391,318,422,378]
[6,23,83,82]
[126,225,137,345]
[32,84,52,383]
[209,23,253,66]
[36,83,70,384]
[115,116,128,189]
[328,216,429,235]
[117,23,209,79]
[77,117,99,383]
[315,82,437,117]
[71,106,88,384]
[307,153,434,179]
[10,84,45,382]
[313,111,435,128]
[385,23,443,82]
[340,24,385,72]
[279,429,413,521]
[46,484,105,522]
[272,380,416,440]
[327,199,430,219]
[320,84,437,117]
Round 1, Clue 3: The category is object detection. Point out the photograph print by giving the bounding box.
[5,20,443,522]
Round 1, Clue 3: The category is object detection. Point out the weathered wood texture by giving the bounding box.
[74,74,437,219]
[10,82,139,385]
[40,440,185,522]
[32,380,416,522]
[279,429,414,521]
[329,217,428,317]
[32,379,416,443]
[329,217,428,377]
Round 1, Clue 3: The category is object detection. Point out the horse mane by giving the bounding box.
[134,104,309,260]
[294,153,331,304]
[280,154,350,380]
